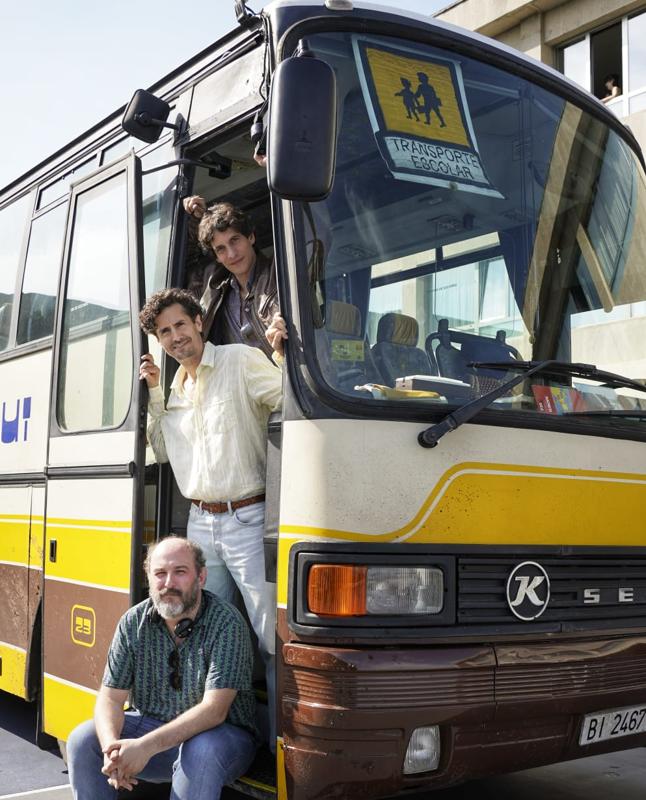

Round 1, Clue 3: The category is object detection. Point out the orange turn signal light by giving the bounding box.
[307,564,367,616]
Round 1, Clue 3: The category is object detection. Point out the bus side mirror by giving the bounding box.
[267,56,337,201]
[122,89,182,144]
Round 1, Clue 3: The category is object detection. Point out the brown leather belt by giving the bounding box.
[191,494,265,514]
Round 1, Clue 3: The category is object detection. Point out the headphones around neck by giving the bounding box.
[173,617,195,639]
[148,591,208,638]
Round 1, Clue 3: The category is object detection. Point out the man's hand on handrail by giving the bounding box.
[266,312,287,357]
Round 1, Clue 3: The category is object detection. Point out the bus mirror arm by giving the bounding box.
[134,112,182,133]
[418,359,558,448]
[141,157,232,181]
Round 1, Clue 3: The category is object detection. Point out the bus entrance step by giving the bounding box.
[231,746,277,799]
[113,746,276,799]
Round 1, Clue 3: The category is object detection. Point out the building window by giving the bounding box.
[627,11,646,113]
[559,12,646,117]
[591,23,622,101]
[562,38,589,92]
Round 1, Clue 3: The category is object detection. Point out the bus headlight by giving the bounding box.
[367,566,443,614]
[404,726,440,774]
[307,565,444,616]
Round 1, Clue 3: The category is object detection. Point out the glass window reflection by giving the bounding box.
[0,193,32,351]
[38,158,96,210]
[300,32,646,423]
[17,202,68,344]
[57,174,132,432]
[562,38,589,91]
[141,144,177,295]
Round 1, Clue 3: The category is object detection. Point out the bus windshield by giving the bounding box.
[300,31,646,421]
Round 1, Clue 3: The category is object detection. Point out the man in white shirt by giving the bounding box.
[138,288,282,749]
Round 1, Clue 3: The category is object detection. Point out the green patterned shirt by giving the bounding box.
[102,590,257,738]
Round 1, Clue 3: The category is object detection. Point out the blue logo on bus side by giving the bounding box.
[1,397,32,444]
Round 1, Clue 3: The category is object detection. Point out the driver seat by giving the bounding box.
[315,300,382,390]
[371,312,433,387]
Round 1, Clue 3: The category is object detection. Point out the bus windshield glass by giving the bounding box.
[300,31,646,421]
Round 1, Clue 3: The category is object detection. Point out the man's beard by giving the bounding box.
[151,579,200,619]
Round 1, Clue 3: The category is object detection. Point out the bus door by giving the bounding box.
[42,154,147,740]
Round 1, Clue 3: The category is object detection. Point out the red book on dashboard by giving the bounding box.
[532,386,588,414]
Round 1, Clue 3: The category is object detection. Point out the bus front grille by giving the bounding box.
[458,556,646,628]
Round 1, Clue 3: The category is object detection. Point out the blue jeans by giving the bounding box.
[67,711,256,800]
[188,501,276,749]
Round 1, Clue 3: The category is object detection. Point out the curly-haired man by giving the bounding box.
[183,199,281,359]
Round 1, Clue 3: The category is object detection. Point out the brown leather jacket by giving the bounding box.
[184,216,279,359]
[199,250,279,360]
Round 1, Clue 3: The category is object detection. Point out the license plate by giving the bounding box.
[579,704,646,745]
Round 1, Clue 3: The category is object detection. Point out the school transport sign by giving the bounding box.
[353,36,502,197]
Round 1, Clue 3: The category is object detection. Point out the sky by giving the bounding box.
[0,0,448,190]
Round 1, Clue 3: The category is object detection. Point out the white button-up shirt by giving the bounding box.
[147,342,282,502]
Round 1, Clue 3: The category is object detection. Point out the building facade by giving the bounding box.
[435,0,646,149]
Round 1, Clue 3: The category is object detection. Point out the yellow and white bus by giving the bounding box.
[2,1,646,797]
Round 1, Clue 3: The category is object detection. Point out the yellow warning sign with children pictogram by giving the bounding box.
[352,36,501,197]
[370,50,469,145]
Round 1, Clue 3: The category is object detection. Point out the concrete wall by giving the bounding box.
[437,0,645,48]
[573,315,646,380]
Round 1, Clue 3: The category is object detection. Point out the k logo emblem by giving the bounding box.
[506,561,550,621]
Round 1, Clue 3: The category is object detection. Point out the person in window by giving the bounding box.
[66,536,257,800]
[138,288,282,750]
[601,73,621,104]
[183,198,278,360]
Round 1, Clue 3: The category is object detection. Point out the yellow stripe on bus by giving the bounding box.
[44,675,97,741]
[45,520,132,589]
[0,515,32,565]
[277,462,646,605]
[47,516,132,530]
[238,776,277,794]
[276,738,287,800]
[0,644,27,699]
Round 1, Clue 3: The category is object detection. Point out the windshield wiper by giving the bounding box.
[418,359,558,448]
[418,360,646,449]
[470,360,646,394]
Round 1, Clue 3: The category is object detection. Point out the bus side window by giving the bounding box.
[140,142,177,296]
[0,192,32,352]
[57,173,132,432]
[0,304,11,350]
[17,201,68,346]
